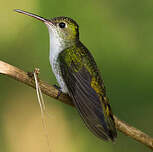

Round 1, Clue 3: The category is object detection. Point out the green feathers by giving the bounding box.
[58,41,117,141]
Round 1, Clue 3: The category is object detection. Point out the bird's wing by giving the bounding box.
[58,43,117,141]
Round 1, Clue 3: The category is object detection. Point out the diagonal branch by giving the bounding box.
[0,60,153,150]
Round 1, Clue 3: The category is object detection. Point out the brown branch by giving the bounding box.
[0,60,153,150]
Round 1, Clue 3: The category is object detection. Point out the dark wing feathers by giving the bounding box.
[59,43,117,141]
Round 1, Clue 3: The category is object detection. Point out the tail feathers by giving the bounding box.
[103,98,117,141]
[95,117,117,141]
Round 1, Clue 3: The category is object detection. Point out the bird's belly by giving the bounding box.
[51,59,68,93]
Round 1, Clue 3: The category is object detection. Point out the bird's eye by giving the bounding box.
[59,22,66,28]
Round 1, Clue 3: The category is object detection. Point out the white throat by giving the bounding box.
[48,29,63,65]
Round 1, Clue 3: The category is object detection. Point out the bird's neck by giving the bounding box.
[49,31,78,66]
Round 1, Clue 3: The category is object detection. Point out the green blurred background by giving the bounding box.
[0,0,153,152]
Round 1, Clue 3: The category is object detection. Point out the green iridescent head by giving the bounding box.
[49,17,79,41]
[14,9,79,44]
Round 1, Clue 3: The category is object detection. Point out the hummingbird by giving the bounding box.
[15,9,117,141]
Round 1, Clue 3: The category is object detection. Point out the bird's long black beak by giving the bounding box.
[14,9,48,22]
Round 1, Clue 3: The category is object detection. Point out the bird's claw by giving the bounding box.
[53,84,62,99]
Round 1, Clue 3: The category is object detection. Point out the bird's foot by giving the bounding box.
[53,84,62,99]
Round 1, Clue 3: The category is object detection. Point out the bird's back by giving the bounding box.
[58,41,117,141]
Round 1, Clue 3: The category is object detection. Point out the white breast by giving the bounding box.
[48,28,68,93]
